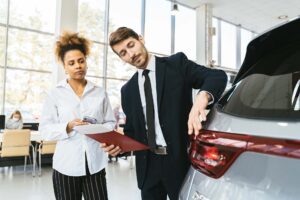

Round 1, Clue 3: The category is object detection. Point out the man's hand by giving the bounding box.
[101,143,122,157]
[188,91,211,136]
[67,119,88,133]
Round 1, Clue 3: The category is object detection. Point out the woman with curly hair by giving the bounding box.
[39,32,115,200]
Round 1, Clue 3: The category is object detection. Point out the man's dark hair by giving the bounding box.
[109,27,139,48]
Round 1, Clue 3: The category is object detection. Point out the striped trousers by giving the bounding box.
[52,168,108,200]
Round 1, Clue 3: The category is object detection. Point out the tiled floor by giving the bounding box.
[0,157,141,200]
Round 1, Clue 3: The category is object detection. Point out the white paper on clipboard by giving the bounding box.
[73,124,111,135]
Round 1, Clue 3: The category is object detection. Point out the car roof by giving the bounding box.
[233,17,300,85]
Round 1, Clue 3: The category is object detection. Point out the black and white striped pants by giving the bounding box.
[52,168,108,200]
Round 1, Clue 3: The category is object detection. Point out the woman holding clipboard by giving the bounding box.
[39,32,115,200]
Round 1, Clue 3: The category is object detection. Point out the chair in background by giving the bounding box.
[36,140,56,176]
[22,122,39,131]
[0,129,35,176]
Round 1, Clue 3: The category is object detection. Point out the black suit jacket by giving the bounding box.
[121,52,227,189]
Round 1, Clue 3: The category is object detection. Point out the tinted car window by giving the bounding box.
[218,42,300,120]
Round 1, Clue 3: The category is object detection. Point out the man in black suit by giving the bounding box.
[102,27,227,200]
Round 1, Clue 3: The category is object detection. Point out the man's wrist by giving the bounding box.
[198,91,212,101]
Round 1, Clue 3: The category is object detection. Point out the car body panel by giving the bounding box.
[180,152,300,200]
[206,108,300,140]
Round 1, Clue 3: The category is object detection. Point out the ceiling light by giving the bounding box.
[277,15,288,20]
[171,3,179,16]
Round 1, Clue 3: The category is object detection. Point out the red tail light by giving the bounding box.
[189,130,300,179]
[189,130,249,178]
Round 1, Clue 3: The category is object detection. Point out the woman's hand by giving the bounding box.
[66,119,88,133]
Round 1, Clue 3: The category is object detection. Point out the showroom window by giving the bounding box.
[211,17,256,88]
[0,0,55,121]
[107,0,139,80]
[175,4,196,60]
[107,0,142,108]
[212,17,220,65]
[241,28,253,63]
[221,20,237,69]
[1,0,235,119]
[9,0,55,33]
[0,0,7,24]
[212,17,255,70]
[0,26,6,67]
[7,29,53,71]
[78,0,106,42]
[106,79,127,109]
[109,0,141,35]
[85,43,105,80]
[145,0,171,55]
[0,0,8,113]
[78,0,106,81]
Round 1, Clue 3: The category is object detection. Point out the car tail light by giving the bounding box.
[189,130,300,179]
[247,137,300,159]
[189,130,249,178]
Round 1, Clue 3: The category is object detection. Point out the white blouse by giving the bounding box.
[39,79,116,176]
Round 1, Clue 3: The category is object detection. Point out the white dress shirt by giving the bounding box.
[39,79,115,176]
[138,55,167,146]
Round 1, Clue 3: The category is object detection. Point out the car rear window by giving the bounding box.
[218,42,300,120]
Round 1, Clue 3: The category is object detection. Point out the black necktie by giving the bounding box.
[143,69,156,150]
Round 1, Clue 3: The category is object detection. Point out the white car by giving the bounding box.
[179,17,300,200]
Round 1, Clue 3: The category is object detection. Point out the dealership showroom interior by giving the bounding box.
[0,0,300,199]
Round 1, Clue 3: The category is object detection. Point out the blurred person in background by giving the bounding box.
[6,110,23,129]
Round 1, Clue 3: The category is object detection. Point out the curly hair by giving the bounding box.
[55,31,91,63]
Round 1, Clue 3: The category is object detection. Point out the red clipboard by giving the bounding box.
[86,131,149,152]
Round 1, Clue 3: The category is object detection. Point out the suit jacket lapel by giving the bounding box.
[132,73,146,126]
[155,56,166,112]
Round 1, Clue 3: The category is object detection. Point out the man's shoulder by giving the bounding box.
[158,52,188,63]
[170,52,187,59]
[121,72,138,91]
